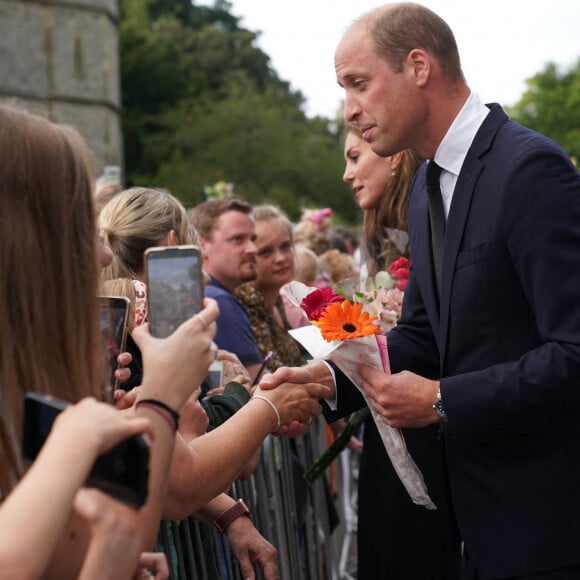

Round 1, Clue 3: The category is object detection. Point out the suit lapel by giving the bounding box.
[438,105,509,367]
[439,159,481,366]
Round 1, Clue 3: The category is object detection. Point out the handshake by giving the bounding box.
[254,362,336,436]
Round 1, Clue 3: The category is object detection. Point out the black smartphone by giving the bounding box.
[99,295,131,397]
[144,245,203,338]
[22,392,150,509]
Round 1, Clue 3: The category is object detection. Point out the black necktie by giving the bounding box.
[426,160,445,298]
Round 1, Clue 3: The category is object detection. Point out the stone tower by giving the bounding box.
[0,0,123,179]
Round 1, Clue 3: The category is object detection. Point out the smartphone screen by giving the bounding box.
[206,361,224,390]
[22,392,149,508]
[99,296,130,397]
[144,245,203,338]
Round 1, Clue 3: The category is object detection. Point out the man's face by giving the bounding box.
[202,210,257,292]
[335,23,423,158]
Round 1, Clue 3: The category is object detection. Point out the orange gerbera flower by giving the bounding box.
[315,300,379,342]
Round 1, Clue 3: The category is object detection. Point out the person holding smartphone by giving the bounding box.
[1,397,169,579]
[0,103,220,579]
[99,186,331,579]
[99,188,258,427]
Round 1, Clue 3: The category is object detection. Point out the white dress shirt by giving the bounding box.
[433,92,490,217]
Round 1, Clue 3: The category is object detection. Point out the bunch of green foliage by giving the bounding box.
[119,0,358,222]
[507,59,580,163]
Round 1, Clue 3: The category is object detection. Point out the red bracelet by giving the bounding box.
[135,400,178,433]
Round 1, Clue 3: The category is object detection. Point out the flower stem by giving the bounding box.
[304,407,370,484]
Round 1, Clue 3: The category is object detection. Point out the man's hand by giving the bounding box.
[259,362,335,393]
[358,366,441,428]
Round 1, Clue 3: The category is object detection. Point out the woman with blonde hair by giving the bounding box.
[235,204,306,372]
[100,187,195,282]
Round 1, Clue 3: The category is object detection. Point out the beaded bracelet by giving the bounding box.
[251,395,281,432]
[136,399,180,432]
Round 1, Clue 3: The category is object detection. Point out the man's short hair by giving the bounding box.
[188,198,253,241]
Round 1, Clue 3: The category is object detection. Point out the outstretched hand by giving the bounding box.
[255,362,335,437]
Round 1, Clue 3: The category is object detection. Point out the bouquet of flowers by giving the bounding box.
[353,257,410,333]
[285,277,436,509]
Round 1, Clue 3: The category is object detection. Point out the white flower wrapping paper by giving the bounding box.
[285,281,436,509]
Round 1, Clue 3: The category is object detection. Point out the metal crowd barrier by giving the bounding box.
[158,417,356,579]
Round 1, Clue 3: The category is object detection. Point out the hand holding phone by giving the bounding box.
[99,295,131,396]
[22,393,150,508]
[144,245,203,338]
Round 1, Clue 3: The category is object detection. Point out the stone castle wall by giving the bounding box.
[0,0,122,179]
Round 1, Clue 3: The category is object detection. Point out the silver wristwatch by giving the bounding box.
[433,389,448,422]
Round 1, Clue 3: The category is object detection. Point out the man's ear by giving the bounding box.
[198,236,209,255]
[407,48,430,87]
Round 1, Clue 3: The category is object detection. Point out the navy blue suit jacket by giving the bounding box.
[332,104,580,578]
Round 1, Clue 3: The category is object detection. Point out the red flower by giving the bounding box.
[388,257,410,291]
[388,257,410,279]
[301,288,344,321]
[395,277,408,291]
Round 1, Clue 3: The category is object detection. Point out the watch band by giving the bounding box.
[213,499,251,532]
[433,389,448,422]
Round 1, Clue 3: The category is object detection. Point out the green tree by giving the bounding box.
[132,90,356,221]
[118,0,356,222]
[507,59,580,161]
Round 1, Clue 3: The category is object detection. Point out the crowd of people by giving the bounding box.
[2,2,579,580]
[0,105,329,579]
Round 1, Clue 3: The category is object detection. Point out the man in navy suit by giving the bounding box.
[261,3,580,578]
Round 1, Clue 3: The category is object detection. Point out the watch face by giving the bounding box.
[434,393,448,421]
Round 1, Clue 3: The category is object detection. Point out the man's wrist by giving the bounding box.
[432,387,448,422]
[318,361,337,392]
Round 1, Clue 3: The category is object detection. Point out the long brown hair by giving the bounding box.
[0,104,102,495]
[345,125,422,275]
